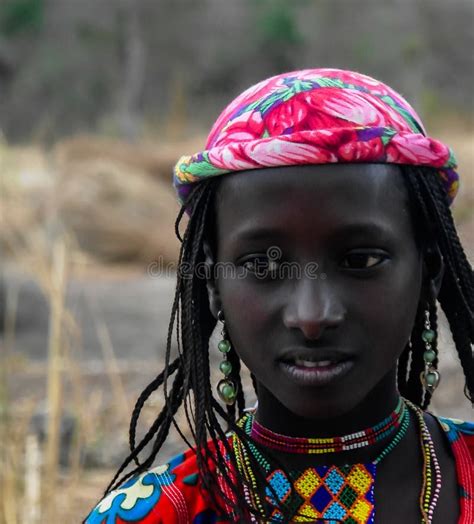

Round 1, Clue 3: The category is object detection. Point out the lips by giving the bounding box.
[279,347,351,365]
[293,359,333,368]
[278,348,355,386]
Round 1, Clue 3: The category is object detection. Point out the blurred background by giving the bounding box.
[0,0,473,522]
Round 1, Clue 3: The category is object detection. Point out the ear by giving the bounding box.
[421,244,445,306]
[203,240,221,319]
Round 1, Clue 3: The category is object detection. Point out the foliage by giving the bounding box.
[0,0,43,37]
[256,0,303,47]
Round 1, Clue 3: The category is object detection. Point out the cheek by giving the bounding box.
[351,258,423,355]
[219,280,272,355]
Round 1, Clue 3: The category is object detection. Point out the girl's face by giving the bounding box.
[209,164,424,419]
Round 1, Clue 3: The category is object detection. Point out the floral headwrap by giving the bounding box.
[173,69,459,207]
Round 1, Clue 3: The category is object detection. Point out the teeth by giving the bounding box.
[294,359,333,368]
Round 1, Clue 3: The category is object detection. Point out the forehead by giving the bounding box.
[215,164,413,243]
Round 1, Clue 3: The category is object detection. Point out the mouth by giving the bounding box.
[278,349,355,387]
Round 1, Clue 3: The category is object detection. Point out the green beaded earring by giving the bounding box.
[216,310,238,405]
[420,308,440,395]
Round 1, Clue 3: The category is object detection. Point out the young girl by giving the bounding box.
[86,69,473,523]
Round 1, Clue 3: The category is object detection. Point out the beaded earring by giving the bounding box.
[420,308,440,394]
[216,310,237,405]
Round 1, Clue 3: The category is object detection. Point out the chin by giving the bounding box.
[280,390,363,421]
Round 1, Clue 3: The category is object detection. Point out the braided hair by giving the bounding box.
[103,165,473,521]
[397,166,474,409]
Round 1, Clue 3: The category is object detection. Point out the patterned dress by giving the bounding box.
[85,417,474,523]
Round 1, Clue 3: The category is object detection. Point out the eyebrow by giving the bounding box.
[330,222,394,238]
[231,222,395,243]
[230,227,285,243]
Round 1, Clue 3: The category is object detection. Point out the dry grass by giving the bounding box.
[53,134,206,185]
[55,157,180,263]
[0,134,200,523]
[0,136,188,266]
[0,129,472,523]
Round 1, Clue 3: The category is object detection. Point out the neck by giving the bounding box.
[255,370,400,438]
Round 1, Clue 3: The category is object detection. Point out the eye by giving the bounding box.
[240,256,280,279]
[340,251,388,270]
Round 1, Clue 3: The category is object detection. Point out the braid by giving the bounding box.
[397,342,411,393]
[400,166,474,406]
[129,357,181,466]
[251,372,258,395]
[401,306,426,405]
[225,346,246,420]
[105,365,184,492]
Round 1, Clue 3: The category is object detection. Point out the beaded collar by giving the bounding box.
[232,399,441,523]
[249,397,405,454]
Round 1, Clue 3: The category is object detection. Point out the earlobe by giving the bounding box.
[203,241,221,318]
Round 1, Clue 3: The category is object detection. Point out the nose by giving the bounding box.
[283,276,345,340]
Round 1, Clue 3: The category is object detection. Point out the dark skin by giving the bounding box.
[205,164,458,523]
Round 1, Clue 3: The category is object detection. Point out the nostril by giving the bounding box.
[283,304,345,339]
[283,277,345,337]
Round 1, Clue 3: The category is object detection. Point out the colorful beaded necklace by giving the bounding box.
[232,399,441,523]
[406,400,443,522]
[250,397,405,454]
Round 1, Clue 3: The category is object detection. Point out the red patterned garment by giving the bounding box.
[438,417,474,524]
[85,417,473,523]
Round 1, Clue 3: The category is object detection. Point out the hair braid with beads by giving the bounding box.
[102,165,473,521]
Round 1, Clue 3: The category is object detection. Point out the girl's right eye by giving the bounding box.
[240,256,279,279]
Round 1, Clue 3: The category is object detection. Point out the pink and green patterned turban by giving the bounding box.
[173,68,459,207]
